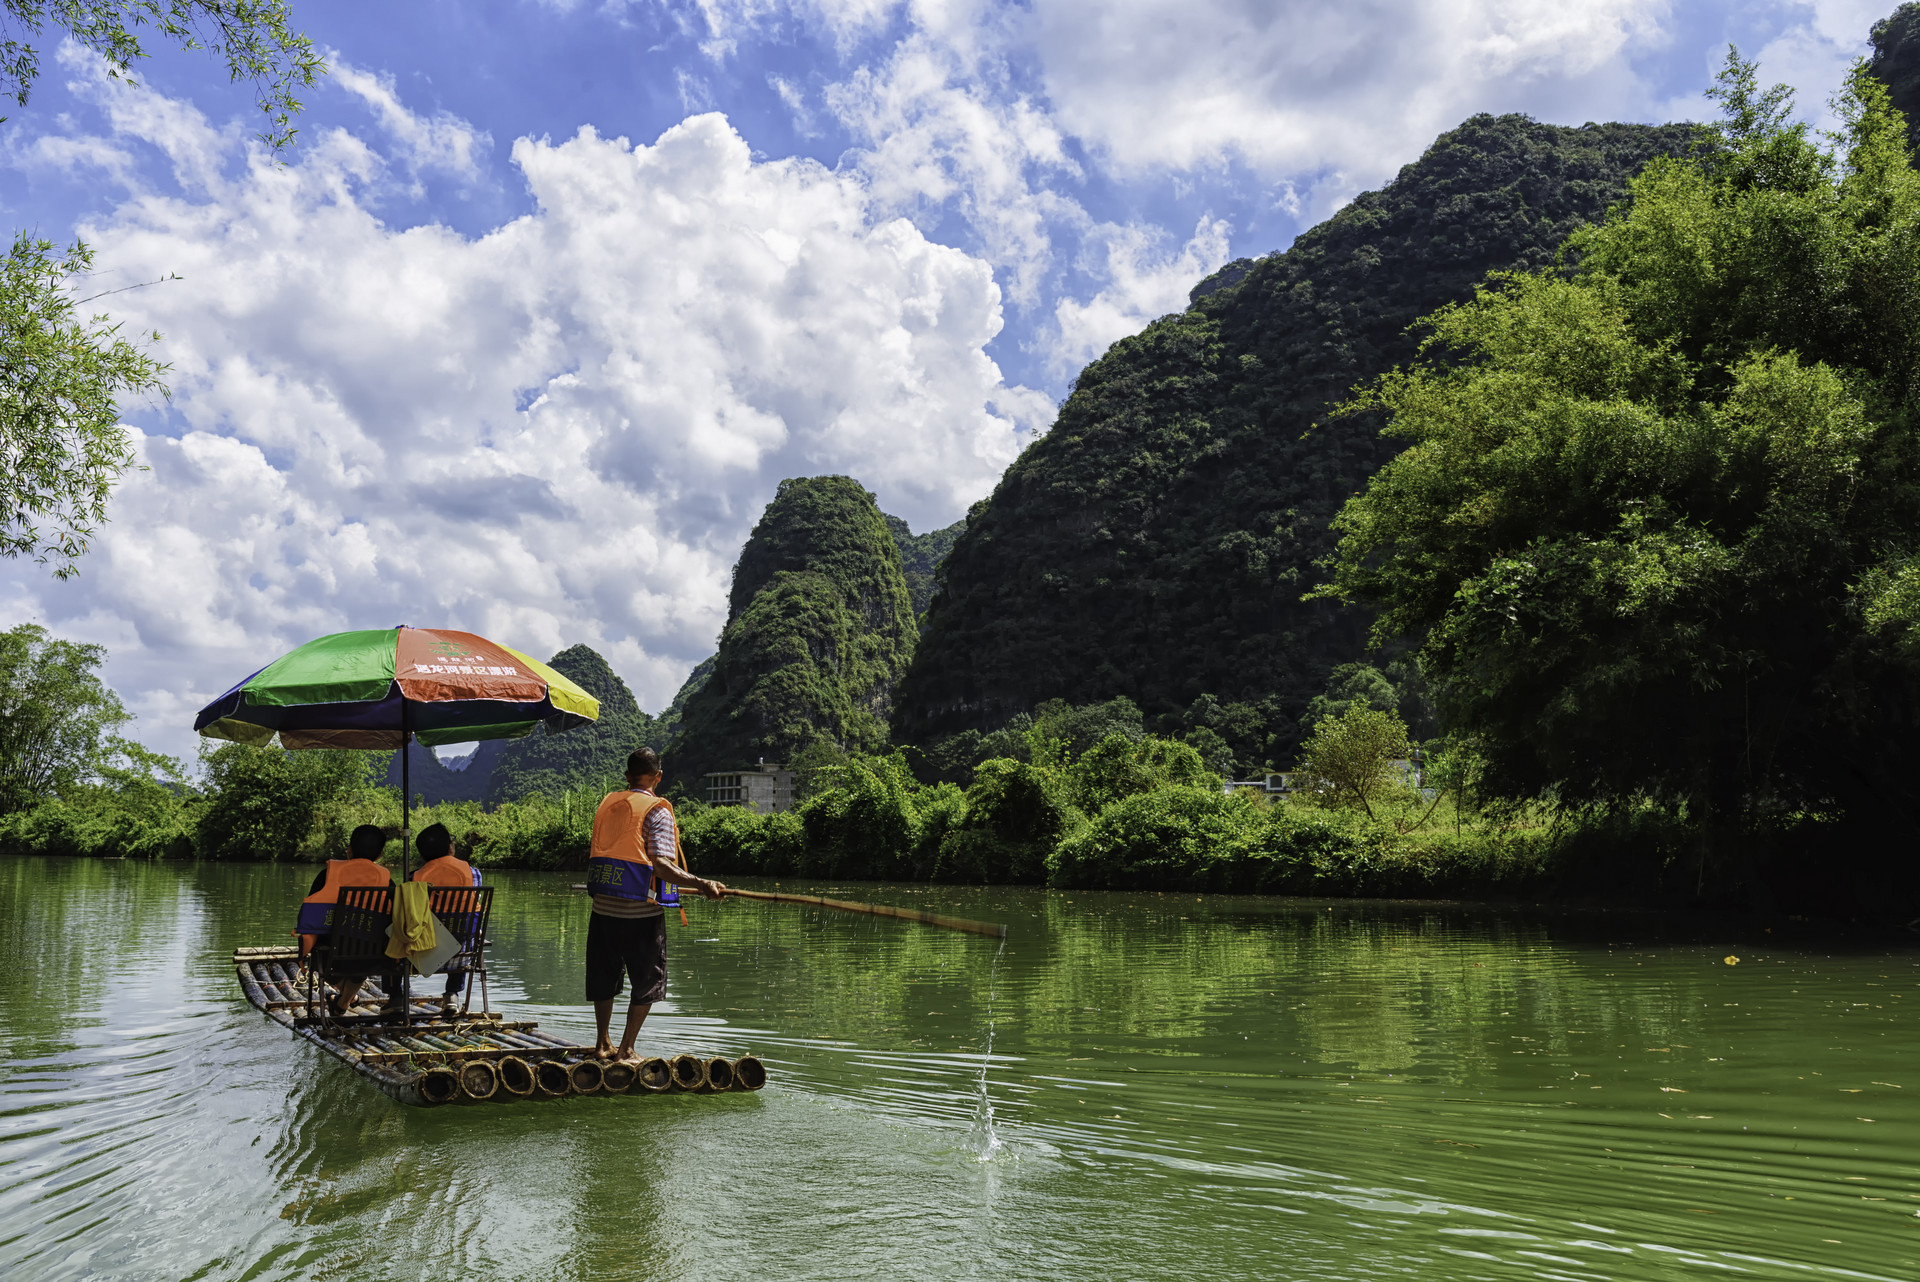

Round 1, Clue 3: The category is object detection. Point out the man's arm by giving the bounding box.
[652,857,726,899]
[642,802,725,898]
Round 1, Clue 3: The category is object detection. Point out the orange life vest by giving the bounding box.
[296,858,392,945]
[586,790,679,900]
[412,855,480,888]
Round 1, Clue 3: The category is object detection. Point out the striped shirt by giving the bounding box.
[590,789,680,920]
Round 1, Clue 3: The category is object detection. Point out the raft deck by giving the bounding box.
[234,945,766,1106]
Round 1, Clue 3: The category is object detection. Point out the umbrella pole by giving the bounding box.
[400,700,411,1027]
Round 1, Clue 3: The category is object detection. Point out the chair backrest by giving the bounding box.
[426,885,494,972]
[325,885,395,973]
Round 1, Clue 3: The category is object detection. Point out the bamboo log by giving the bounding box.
[732,1055,767,1092]
[601,1060,637,1094]
[491,1032,549,1051]
[234,946,301,958]
[668,1053,706,1092]
[458,1059,500,1101]
[391,1036,448,1062]
[250,964,290,1000]
[697,1057,735,1093]
[721,888,1008,938]
[534,1060,572,1097]
[568,1059,605,1094]
[418,1067,460,1105]
[636,1057,672,1092]
[236,967,271,1011]
[497,1056,536,1097]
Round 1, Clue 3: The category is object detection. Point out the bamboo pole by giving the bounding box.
[722,888,1008,938]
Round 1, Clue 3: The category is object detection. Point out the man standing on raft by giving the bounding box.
[585,747,726,1061]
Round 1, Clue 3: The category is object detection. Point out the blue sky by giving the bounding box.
[0,0,1897,755]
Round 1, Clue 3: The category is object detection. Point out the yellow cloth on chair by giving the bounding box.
[385,881,438,963]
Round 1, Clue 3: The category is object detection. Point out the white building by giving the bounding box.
[704,764,797,814]
[1223,774,1295,798]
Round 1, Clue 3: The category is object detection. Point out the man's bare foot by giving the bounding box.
[617,1045,639,1062]
[594,1039,615,1061]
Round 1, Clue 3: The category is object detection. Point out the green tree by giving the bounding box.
[195,741,377,862]
[1319,52,1920,873]
[1062,731,1219,814]
[0,621,130,811]
[1,1,323,150]
[2,2,321,576]
[1303,663,1400,731]
[936,757,1078,883]
[1,236,166,577]
[1294,705,1410,822]
[796,752,921,879]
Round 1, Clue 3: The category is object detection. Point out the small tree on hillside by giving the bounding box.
[1295,705,1411,821]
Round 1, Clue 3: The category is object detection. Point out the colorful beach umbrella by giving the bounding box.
[194,625,599,750]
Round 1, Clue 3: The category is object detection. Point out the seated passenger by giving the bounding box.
[410,823,481,1012]
[297,823,394,1015]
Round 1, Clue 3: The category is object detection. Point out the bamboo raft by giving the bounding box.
[233,945,767,1106]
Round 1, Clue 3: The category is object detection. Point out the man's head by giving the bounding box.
[348,824,386,862]
[416,823,453,861]
[626,746,662,788]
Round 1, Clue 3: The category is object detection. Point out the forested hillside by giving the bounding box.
[887,514,966,623]
[668,476,918,782]
[382,740,497,805]
[894,114,1703,766]
[484,645,661,803]
[1873,3,1920,145]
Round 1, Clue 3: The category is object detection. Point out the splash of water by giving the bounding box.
[967,935,1008,1161]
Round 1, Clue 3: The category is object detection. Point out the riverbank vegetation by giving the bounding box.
[679,722,1564,900]
[16,44,1920,921]
[0,637,1576,903]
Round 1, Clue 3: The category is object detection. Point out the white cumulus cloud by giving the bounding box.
[1049,215,1231,377]
[331,57,492,183]
[3,61,1048,756]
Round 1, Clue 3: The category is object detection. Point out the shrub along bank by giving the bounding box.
[0,741,605,871]
[0,731,1607,904]
[680,731,1565,900]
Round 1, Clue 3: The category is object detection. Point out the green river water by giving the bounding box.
[2,856,1917,1280]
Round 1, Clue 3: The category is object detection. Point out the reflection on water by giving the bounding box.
[2,857,1918,1280]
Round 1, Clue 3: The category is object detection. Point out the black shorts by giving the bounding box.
[585,911,667,1005]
